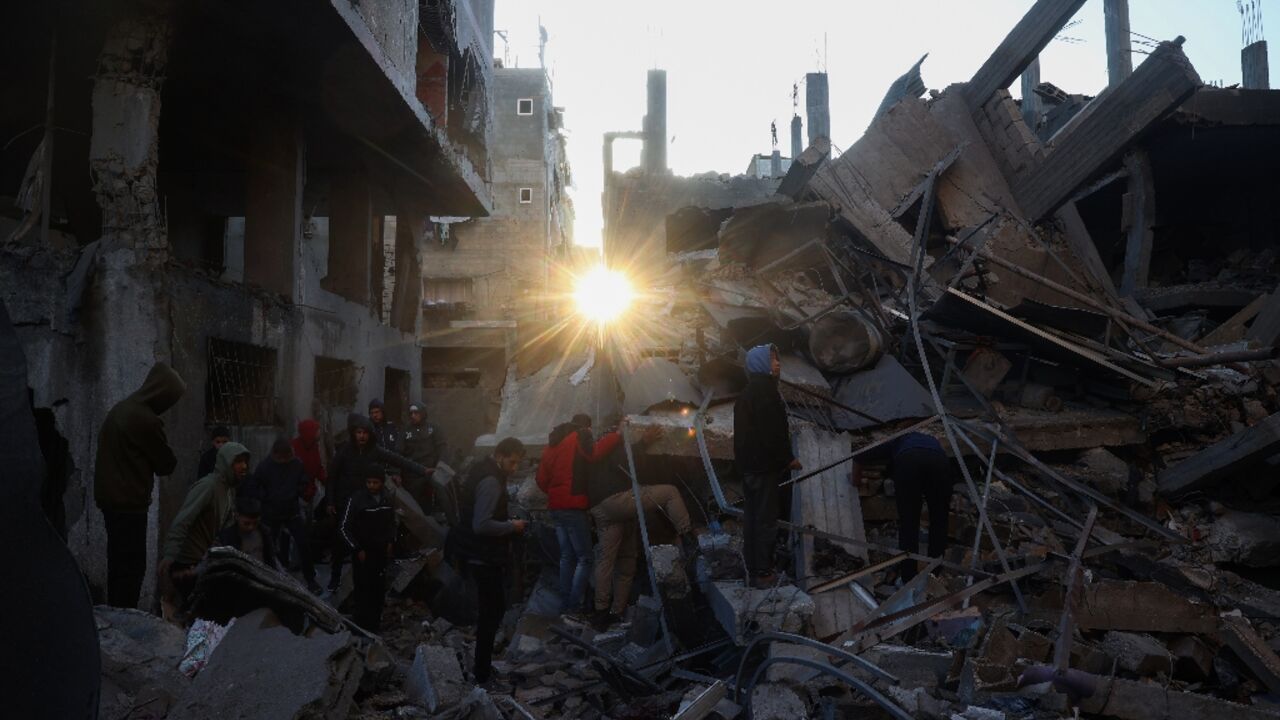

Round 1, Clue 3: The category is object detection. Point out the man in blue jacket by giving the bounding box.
[733,345,802,589]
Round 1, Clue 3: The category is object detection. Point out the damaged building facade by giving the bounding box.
[419,64,580,457]
[0,0,495,603]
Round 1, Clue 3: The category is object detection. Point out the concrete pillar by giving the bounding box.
[1243,41,1271,89]
[805,72,830,144]
[770,150,782,178]
[86,7,175,608]
[1020,57,1042,132]
[790,115,803,158]
[244,101,303,299]
[642,69,667,175]
[325,173,373,307]
[1119,149,1155,297]
[1104,0,1134,86]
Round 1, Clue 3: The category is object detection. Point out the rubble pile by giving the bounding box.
[84,1,1280,719]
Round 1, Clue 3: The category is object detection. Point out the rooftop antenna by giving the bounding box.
[1239,0,1265,47]
[771,120,778,151]
[792,82,800,115]
[495,29,510,67]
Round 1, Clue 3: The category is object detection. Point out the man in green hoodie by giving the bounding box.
[160,441,250,602]
[94,361,185,609]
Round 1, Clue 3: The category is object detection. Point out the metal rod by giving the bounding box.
[778,376,885,425]
[780,415,941,487]
[622,427,675,658]
[548,625,662,693]
[964,437,1000,608]
[1054,505,1098,672]
[943,235,1210,356]
[809,553,908,595]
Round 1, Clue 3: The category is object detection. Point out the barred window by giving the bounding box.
[314,356,361,410]
[205,339,278,426]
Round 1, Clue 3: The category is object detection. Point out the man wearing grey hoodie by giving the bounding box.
[94,362,186,608]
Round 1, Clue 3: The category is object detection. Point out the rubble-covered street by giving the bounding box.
[5,1,1280,719]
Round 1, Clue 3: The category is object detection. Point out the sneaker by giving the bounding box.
[590,609,619,632]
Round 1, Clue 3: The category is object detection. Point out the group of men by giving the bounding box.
[93,347,955,686]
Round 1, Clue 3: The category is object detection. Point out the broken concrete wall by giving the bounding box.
[350,0,419,84]
[604,172,780,285]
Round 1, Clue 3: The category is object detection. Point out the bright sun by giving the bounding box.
[573,265,634,323]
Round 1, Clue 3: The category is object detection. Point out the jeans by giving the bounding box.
[892,449,953,581]
[265,514,316,582]
[103,510,148,609]
[742,470,786,578]
[470,563,506,683]
[550,509,592,613]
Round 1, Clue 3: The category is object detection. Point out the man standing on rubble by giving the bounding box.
[367,398,402,453]
[853,429,952,582]
[401,402,444,512]
[325,413,431,593]
[587,419,697,629]
[447,437,528,687]
[734,344,801,589]
[536,413,594,616]
[94,361,185,609]
[340,464,398,632]
[244,438,322,594]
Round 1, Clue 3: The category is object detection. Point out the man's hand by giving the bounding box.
[357,550,367,563]
[158,557,173,578]
[511,519,529,535]
[789,459,803,471]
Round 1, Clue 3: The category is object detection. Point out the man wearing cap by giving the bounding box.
[367,398,402,453]
[402,402,444,512]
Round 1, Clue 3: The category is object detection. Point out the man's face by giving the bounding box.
[236,514,259,535]
[365,476,385,495]
[232,455,250,478]
[369,407,384,424]
[354,427,370,446]
[410,409,423,425]
[213,435,230,450]
[496,452,524,476]
[769,351,781,378]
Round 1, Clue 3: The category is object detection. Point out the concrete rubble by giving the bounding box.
[22,0,1280,718]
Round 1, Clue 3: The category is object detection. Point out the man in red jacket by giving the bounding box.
[536,414,594,615]
[291,419,327,503]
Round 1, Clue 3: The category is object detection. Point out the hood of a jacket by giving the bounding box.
[297,418,320,445]
[131,362,186,414]
[745,344,776,376]
[215,441,250,487]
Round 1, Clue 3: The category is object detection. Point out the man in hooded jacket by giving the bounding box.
[161,441,251,602]
[94,361,186,608]
[733,344,801,588]
[326,413,431,591]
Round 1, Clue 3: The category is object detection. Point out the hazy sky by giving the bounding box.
[494,1,1274,247]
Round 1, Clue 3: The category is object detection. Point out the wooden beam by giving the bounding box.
[1016,39,1201,221]
[1119,149,1155,296]
[1159,413,1280,498]
[966,0,1089,109]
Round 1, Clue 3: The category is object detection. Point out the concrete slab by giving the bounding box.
[703,581,814,644]
[168,608,362,720]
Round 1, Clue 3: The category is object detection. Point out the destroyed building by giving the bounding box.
[10,1,1280,720]
[0,0,495,605]
[420,65,581,457]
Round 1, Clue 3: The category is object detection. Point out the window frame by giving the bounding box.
[516,98,534,115]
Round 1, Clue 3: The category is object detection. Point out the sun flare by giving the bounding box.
[573,265,634,324]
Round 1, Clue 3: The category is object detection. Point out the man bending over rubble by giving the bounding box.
[853,429,953,582]
[734,344,802,588]
[447,437,528,686]
[586,419,697,630]
[161,441,250,607]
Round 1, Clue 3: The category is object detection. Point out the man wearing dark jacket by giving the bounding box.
[448,438,528,686]
[214,496,280,570]
[402,403,443,512]
[326,413,431,592]
[367,398,401,453]
[733,344,801,588]
[853,431,952,582]
[340,466,398,631]
[94,361,186,608]
[244,438,321,593]
[196,425,231,483]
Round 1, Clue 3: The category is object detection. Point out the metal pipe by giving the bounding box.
[622,428,675,657]
[744,657,911,720]
[734,630,899,702]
